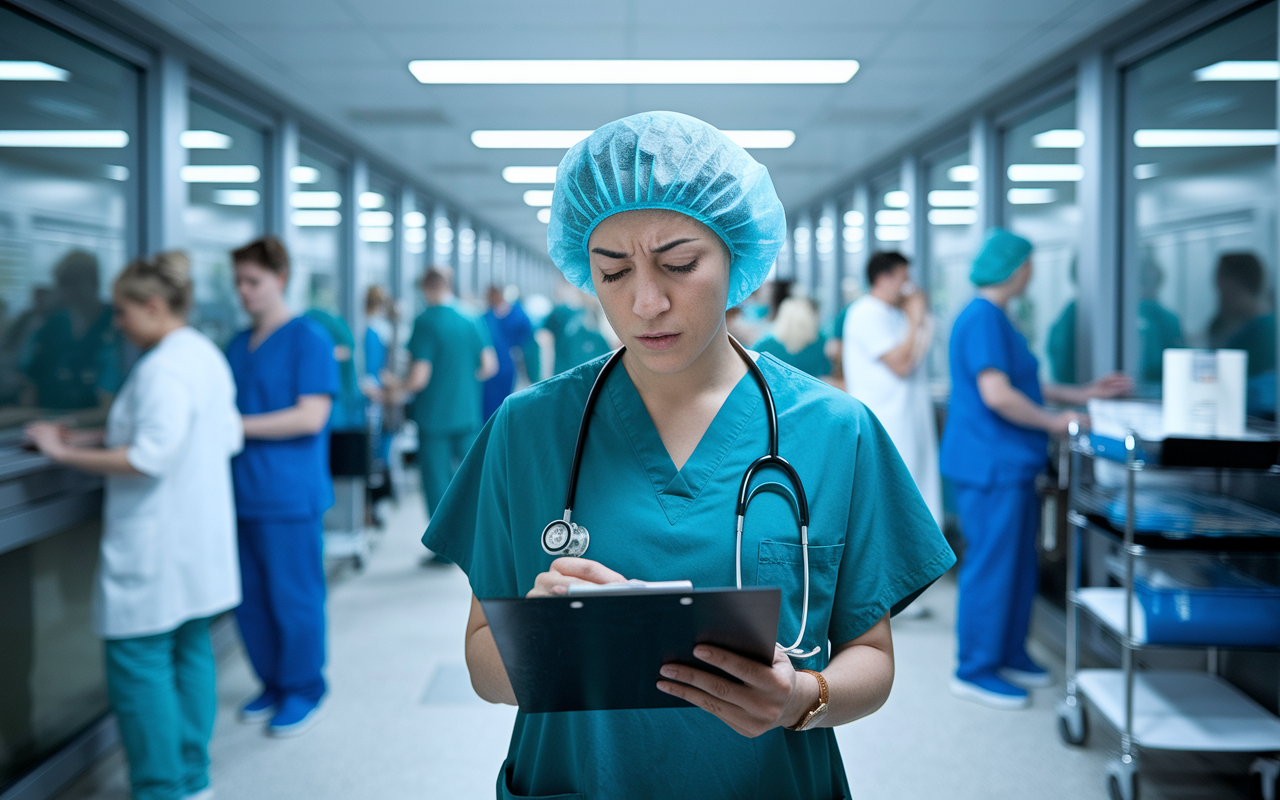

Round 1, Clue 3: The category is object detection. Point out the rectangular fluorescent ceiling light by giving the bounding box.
[474,129,794,149]
[291,166,321,184]
[503,166,559,184]
[842,210,864,227]
[410,60,858,85]
[874,209,909,225]
[1032,129,1084,148]
[181,130,232,149]
[1133,129,1280,147]
[523,190,554,207]
[359,192,385,209]
[1007,164,1083,182]
[405,227,428,243]
[947,165,979,183]
[403,211,427,228]
[292,210,341,227]
[883,191,909,208]
[0,61,70,81]
[927,190,978,207]
[1007,188,1057,204]
[928,209,977,226]
[359,210,394,227]
[0,130,128,147]
[875,225,909,241]
[181,165,260,183]
[360,227,394,242]
[1194,61,1279,81]
[213,189,260,206]
[537,208,552,224]
[291,191,342,208]
[843,226,864,242]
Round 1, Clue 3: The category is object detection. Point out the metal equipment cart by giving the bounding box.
[1056,426,1280,800]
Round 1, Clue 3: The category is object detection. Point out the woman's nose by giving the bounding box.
[631,268,671,319]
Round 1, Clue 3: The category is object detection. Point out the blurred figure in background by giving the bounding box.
[23,250,123,410]
[26,251,241,800]
[401,267,496,539]
[843,251,940,527]
[540,288,611,376]
[361,286,398,514]
[482,284,536,418]
[943,229,1130,711]
[226,237,337,737]
[304,307,365,434]
[753,296,832,378]
[1210,252,1276,418]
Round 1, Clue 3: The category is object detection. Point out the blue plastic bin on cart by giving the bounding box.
[1135,558,1280,647]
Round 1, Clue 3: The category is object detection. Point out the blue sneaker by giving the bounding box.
[1000,662,1053,689]
[267,696,323,738]
[950,675,1029,709]
[238,691,277,723]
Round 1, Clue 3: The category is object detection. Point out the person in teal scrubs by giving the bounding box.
[942,229,1130,710]
[541,293,611,376]
[403,267,497,521]
[753,296,832,378]
[424,111,954,799]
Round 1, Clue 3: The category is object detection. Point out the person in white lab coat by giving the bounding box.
[843,251,943,527]
[26,251,241,800]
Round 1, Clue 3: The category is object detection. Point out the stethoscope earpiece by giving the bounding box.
[542,518,589,558]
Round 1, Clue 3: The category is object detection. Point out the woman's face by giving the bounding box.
[587,209,731,375]
[112,292,171,348]
[234,260,287,317]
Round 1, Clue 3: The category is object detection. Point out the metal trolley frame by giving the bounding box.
[1055,427,1280,800]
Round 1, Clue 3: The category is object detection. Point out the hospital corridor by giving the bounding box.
[2,0,1280,799]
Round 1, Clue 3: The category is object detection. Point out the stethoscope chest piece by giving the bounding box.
[542,518,589,557]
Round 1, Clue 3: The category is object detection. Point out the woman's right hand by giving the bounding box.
[526,557,629,598]
[1049,410,1088,437]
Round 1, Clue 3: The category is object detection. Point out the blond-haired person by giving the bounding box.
[26,252,241,800]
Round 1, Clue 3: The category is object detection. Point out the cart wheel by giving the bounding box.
[1106,759,1139,800]
[1055,698,1087,746]
[1251,757,1280,800]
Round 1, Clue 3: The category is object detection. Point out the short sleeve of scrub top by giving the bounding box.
[424,354,955,800]
[227,317,341,519]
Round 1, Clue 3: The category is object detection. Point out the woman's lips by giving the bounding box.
[635,332,681,351]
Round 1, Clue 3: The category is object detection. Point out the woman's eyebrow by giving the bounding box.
[652,237,697,254]
[590,247,629,258]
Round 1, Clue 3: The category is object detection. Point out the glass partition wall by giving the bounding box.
[291,145,345,314]
[1002,95,1083,384]
[925,146,981,387]
[1124,1,1277,416]
[0,5,138,788]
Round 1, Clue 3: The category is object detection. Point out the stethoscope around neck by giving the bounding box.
[540,337,820,660]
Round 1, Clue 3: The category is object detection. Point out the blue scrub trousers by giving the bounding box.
[418,429,477,517]
[235,517,327,704]
[105,617,216,800]
[954,480,1040,682]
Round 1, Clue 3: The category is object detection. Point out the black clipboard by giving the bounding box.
[481,586,781,713]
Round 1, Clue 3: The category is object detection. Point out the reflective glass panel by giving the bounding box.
[1002,95,1081,383]
[925,145,981,386]
[0,6,137,423]
[870,174,909,249]
[184,95,263,346]
[291,145,345,313]
[1124,2,1277,417]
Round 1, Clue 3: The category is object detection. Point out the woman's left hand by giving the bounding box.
[656,644,816,738]
[25,422,67,459]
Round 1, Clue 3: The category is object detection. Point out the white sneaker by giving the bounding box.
[1000,665,1054,689]
[949,677,1030,710]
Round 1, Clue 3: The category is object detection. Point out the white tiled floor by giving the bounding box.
[58,493,1256,799]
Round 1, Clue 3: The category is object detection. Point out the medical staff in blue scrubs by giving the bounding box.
[481,284,536,419]
[403,267,496,522]
[425,112,954,799]
[941,229,1130,710]
[225,237,339,737]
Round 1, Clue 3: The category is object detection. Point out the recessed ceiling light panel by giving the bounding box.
[410,59,858,85]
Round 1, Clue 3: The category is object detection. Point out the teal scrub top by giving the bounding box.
[423,353,955,800]
[407,303,491,434]
[753,333,832,377]
[543,304,609,376]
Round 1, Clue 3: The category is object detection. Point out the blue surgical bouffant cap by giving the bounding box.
[971,228,1033,286]
[547,111,787,308]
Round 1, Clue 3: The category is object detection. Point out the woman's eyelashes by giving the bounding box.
[599,267,630,283]
[665,259,698,274]
[598,258,696,283]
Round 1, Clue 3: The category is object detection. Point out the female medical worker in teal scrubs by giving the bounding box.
[225,237,339,737]
[424,112,955,800]
[941,229,1130,710]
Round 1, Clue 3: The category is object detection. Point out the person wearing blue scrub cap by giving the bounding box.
[942,228,1130,710]
[423,111,954,799]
